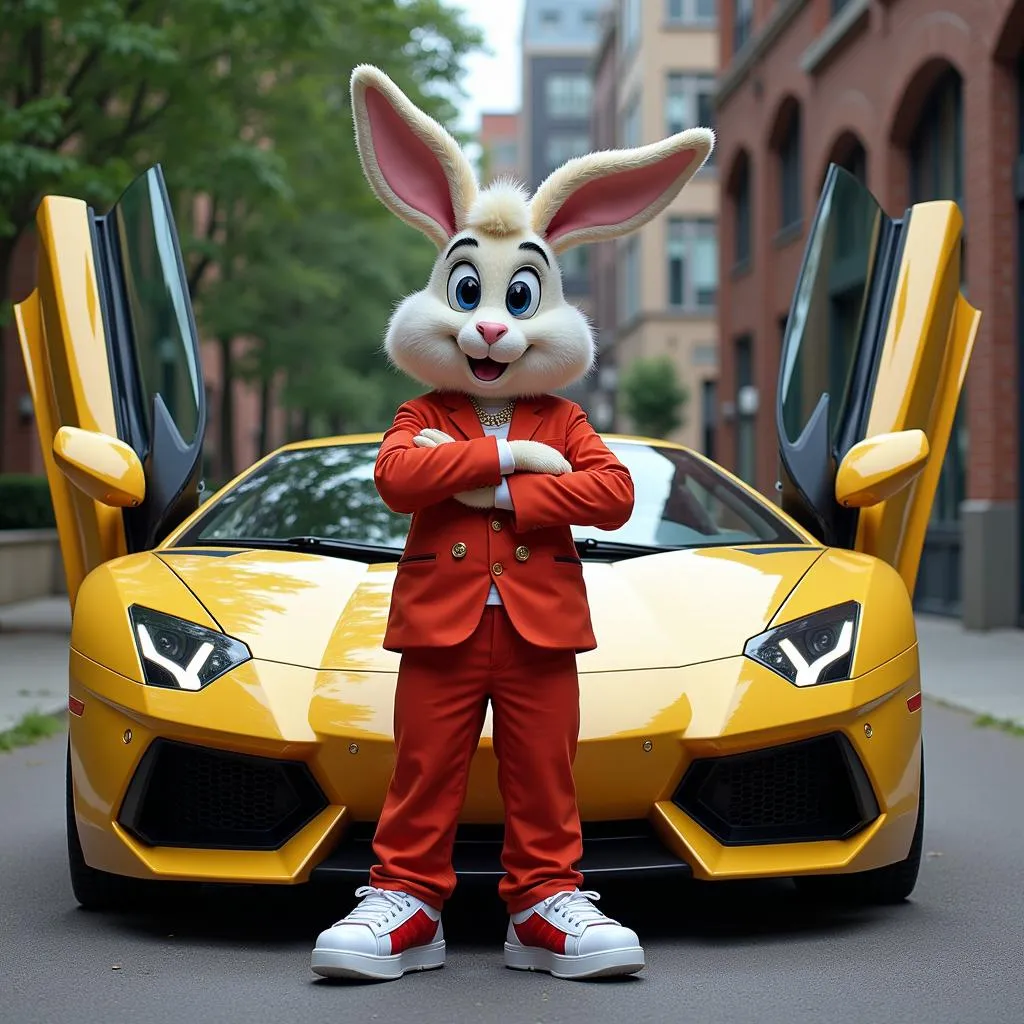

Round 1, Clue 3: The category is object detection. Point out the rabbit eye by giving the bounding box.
[506,268,541,319]
[447,262,481,311]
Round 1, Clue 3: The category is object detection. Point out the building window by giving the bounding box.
[619,236,641,326]
[560,246,590,281]
[697,87,716,166]
[620,0,642,54]
[546,133,590,173]
[546,74,593,119]
[621,93,642,148]
[732,153,751,267]
[540,8,561,27]
[909,68,965,532]
[733,0,754,53]
[692,343,717,367]
[910,70,963,208]
[667,0,717,23]
[702,379,717,460]
[667,218,718,310]
[779,107,802,230]
[840,140,867,185]
[665,74,716,165]
[735,334,755,484]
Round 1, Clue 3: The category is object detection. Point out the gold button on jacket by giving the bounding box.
[491,562,504,576]
[514,545,530,562]
[451,542,467,559]
[490,519,502,532]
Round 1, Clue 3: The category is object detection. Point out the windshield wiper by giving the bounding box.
[574,537,671,559]
[181,536,404,562]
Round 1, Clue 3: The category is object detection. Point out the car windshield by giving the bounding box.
[174,441,802,556]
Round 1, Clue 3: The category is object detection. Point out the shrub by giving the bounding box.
[0,475,56,530]
[620,355,690,439]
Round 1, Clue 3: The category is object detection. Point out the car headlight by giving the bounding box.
[744,601,860,687]
[128,606,251,690]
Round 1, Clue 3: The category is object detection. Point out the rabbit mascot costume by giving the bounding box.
[311,65,713,983]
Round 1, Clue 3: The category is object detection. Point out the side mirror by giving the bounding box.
[835,430,929,509]
[53,426,146,508]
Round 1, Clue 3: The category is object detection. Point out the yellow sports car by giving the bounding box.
[16,165,977,911]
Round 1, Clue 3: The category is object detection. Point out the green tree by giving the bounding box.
[620,355,690,439]
[0,0,483,469]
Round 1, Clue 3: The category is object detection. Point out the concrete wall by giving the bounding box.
[0,531,66,606]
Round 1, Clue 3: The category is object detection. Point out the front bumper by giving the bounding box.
[68,644,922,885]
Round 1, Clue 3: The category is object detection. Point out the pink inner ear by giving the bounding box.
[545,149,697,244]
[365,86,457,238]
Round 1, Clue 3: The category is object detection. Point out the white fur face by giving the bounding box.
[351,66,712,400]
[384,230,594,399]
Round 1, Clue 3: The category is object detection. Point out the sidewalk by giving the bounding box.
[0,598,1021,734]
[915,614,1024,727]
[0,598,71,733]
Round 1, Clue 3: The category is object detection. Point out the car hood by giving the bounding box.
[156,545,823,673]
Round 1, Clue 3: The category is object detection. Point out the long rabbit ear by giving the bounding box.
[529,129,714,253]
[350,65,478,248]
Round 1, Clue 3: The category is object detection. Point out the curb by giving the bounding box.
[924,694,1024,731]
[0,702,69,744]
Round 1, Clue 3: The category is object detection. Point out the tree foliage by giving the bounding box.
[620,355,689,439]
[1,0,483,469]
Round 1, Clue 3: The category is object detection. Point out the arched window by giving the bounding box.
[833,132,867,185]
[778,105,802,230]
[909,69,963,208]
[906,66,965,613]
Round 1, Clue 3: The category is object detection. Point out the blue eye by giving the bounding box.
[506,268,541,318]
[447,262,481,311]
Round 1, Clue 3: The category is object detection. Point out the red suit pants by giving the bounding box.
[369,606,584,913]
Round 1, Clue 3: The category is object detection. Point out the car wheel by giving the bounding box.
[794,750,924,906]
[66,745,134,911]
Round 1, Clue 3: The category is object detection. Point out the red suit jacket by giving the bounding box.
[374,391,635,653]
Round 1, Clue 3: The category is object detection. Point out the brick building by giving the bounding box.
[714,0,1024,629]
[1,231,45,475]
[588,0,720,452]
[520,0,608,311]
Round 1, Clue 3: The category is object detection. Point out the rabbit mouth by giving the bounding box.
[467,356,510,382]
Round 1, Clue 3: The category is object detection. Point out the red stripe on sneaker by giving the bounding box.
[513,913,567,954]
[388,909,437,954]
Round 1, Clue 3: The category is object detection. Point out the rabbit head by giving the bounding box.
[350,65,714,400]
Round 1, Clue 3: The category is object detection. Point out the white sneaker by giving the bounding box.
[311,886,445,981]
[504,889,645,980]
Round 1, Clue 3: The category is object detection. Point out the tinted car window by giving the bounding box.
[779,167,885,445]
[112,168,202,445]
[176,441,802,554]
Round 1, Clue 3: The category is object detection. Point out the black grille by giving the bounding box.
[310,819,692,882]
[673,733,879,845]
[119,739,328,850]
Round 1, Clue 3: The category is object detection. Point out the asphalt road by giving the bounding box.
[1,703,1022,1024]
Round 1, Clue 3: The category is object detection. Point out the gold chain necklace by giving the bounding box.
[469,395,516,427]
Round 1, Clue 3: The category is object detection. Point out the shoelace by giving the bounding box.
[335,886,412,928]
[545,889,617,928]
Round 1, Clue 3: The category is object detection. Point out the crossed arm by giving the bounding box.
[374,401,634,531]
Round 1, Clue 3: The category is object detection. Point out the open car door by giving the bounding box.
[15,165,206,609]
[777,164,980,597]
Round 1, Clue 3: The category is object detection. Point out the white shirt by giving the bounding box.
[478,401,516,606]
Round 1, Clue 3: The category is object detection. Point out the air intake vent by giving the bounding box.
[673,733,878,845]
[119,739,327,850]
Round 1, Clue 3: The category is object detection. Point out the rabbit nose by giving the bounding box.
[476,321,508,345]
